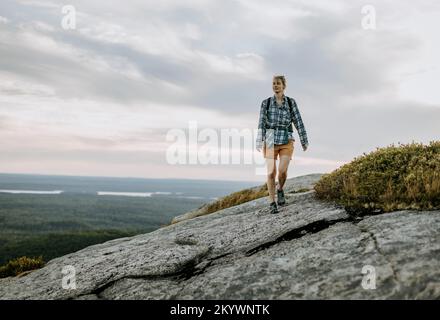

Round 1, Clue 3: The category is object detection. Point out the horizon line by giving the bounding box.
[0,171,324,184]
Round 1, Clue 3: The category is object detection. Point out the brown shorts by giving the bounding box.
[263,139,294,160]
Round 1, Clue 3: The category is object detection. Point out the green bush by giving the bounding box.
[314,141,440,214]
[0,256,45,278]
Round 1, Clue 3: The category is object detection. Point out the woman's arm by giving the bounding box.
[289,98,309,150]
[256,99,268,149]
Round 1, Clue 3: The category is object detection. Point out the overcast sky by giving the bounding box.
[0,0,439,182]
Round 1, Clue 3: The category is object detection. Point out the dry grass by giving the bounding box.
[185,184,312,219]
[168,182,313,226]
[203,184,269,215]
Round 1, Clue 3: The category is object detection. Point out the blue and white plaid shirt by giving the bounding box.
[256,94,309,149]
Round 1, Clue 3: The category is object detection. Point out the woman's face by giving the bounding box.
[272,78,285,95]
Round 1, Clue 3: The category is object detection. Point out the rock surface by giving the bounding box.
[0,174,439,300]
[170,173,321,224]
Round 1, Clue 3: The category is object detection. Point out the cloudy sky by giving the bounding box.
[0,0,439,182]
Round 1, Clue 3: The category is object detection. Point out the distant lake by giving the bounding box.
[0,173,258,200]
[0,190,216,199]
[0,189,64,194]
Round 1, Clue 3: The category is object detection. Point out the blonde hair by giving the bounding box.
[273,75,286,88]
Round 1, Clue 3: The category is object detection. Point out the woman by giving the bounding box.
[256,75,309,214]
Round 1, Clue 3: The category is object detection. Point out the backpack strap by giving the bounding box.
[286,96,294,133]
[264,97,271,111]
[264,97,271,123]
[287,96,293,113]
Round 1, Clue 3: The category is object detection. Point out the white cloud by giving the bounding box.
[0,72,55,97]
[192,51,266,78]
[0,16,9,24]
[15,0,58,9]
[76,14,267,78]
[236,0,315,40]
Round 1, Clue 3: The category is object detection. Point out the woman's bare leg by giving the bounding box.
[266,157,277,203]
[277,155,291,190]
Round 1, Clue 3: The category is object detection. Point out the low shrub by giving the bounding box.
[314,141,440,214]
[0,256,45,278]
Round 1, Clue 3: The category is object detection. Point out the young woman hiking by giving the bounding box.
[256,75,309,214]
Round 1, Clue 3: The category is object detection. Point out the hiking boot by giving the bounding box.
[277,188,286,206]
[269,201,279,214]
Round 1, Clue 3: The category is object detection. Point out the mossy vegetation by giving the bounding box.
[0,256,45,278]
[314,141,440,214]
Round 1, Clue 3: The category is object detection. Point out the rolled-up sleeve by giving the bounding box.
[256,99,267,149]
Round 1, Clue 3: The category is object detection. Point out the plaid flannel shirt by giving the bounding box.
[256,94,309,149]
